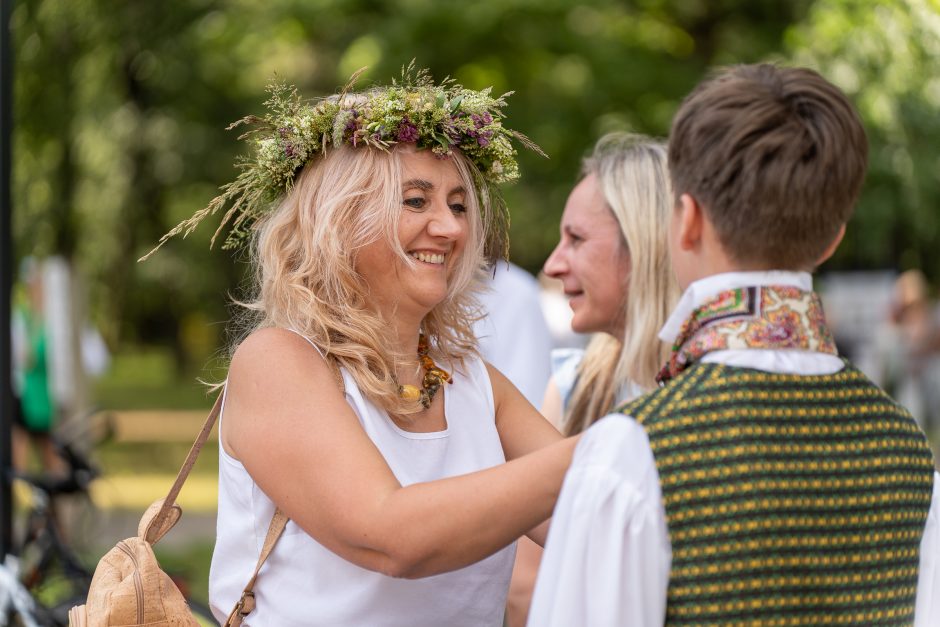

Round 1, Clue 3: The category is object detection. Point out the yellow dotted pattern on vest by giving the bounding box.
[617,362,935,626]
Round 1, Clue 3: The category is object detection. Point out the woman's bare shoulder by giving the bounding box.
[228,328,332,395]
[223,328,343,457]
[235,326,313,353]
[232,327,318,368]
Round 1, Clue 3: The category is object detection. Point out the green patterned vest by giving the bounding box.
[619,361,935,626]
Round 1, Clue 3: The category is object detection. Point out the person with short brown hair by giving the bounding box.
[669,64,868,271]
[528,64,939,626]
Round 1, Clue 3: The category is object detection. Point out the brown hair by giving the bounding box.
[668,63,868,268]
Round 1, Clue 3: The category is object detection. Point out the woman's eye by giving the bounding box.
[449,202,467,214]
[403,197,426,210]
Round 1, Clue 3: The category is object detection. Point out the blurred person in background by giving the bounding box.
[880,269,940,436]
[11,256,111,475]
[11,257,60,474]
[474,261,553,408]
[506,133,679,626]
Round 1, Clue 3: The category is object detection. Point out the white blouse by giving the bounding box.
[209,344,515,627]
[529,272,940,627]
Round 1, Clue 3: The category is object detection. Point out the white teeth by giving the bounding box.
[410,252,445,265]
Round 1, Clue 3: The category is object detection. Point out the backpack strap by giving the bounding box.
[143,390,225,544]
[223,509,290,626]
[222,353,347,623]
[133,388,291,624]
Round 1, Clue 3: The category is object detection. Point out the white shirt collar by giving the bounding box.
[658,271,814,344]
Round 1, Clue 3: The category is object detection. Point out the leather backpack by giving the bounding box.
[68,393,287,627]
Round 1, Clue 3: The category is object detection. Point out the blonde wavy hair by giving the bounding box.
[563,133,680,435]
[234,143,488,416]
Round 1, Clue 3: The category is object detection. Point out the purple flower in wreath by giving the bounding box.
[345,110,360,132]
[442,121,462,142]
[472,112,494,128]
[278,126,291,139]
[345,111,364,146]
[477,129,494,146]
[397,119,419,143]
[284,142,297,158]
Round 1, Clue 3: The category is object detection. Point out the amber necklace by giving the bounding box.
[398,334,452,409]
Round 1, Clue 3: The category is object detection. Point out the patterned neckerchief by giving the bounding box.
[655,285,838,385]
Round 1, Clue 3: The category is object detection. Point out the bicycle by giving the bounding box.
[0,553,43,627]
[1,413,108,626]
[2,411,215,626]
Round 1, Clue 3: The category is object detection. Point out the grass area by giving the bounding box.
[91,472,219,512]
[93,347,223,410]
[97,440,219,478]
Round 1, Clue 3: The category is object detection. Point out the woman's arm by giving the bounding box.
[488,363,565,461]
[224,328,576,579]
[540,376,564,431]
[487,364,568,548]
[506,374,563,626]
[507,537,544,627]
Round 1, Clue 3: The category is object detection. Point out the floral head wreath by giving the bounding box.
[141,63,545,262]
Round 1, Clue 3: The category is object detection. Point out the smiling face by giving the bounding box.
[356,146,472,320]
[544,174,631,338]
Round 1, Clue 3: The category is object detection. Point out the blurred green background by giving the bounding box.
[11,0,940,382]
[9,0,940,609]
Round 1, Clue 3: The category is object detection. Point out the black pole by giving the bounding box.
[0,0,13,558]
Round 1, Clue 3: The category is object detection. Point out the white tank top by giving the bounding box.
[208,338,515,626]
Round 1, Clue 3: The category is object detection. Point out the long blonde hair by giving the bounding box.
[563,133,679,435]
[234,143,488,416]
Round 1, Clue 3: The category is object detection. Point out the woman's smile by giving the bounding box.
[356,146,470,318]
[408,249,449,266]
[543,173,631,337]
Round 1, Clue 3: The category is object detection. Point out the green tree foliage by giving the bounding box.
[24,0,897,363]
[13,0,251,366]
[787,0,940,280]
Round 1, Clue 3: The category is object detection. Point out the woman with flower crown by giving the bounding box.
[145,67,575,626]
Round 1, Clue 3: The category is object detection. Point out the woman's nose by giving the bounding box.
[543,243,567,278]
[427,202,463,239]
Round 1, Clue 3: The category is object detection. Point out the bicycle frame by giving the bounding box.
[0,554,41,627]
